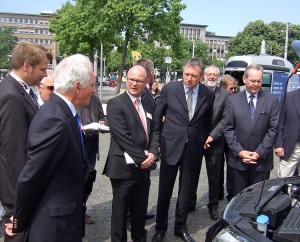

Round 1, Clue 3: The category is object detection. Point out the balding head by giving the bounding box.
[126,65,147,97]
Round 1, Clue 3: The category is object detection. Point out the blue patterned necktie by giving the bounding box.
[249,94,255,123]
[75,113,86,158]
[21,82,40,108]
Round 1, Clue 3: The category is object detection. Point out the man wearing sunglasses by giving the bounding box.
[37,71,55,105]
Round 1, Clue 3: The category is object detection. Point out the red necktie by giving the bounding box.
[134,99,148,142]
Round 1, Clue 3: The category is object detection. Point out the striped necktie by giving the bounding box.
[21,82,40,108]
[249,94,255,123]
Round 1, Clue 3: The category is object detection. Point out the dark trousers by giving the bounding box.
[110,176,150,242]
[155,148,199,233]
[2,202,24,242]
[231,167,269,196]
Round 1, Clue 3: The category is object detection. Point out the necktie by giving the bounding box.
[249,94,255,123]
[21,82,40,108]
[29,88,40,108]
[75,113,86,158]
[134,99,148,142]
[187,89,193,120]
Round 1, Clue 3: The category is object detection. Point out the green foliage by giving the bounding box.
[50,0,186,93]
[0,28,17,69]
[228,20,300,65]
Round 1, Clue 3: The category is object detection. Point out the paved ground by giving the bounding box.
[0,86,279,242]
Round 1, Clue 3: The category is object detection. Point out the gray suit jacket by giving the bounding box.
[152,81,214,167]
[0,74,38,204]
[204,87,229,155]
[224,90,279,172]
[275,89,300,160]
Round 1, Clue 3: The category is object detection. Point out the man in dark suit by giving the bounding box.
[0,42,48,242]
[103,65,158,242]
[275,88,300,177]
[223,64,279,196]
[5,54,93,241]
[151,59,213,242]
[189,65,229,220]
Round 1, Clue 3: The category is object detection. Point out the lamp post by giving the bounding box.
[99,44,103,101]
[284,22,290,59]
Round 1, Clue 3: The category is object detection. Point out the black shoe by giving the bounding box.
[174,229,195,242]
[145,213,155,220]
[152,231,165,242]
[209,208,220,220]
[218,194,224,200]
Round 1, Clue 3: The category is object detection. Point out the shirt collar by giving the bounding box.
[10,72,29,93]
[245,90,257,98]
[126,90,141,104]
[55,92,77,117]
[184,83,199,94]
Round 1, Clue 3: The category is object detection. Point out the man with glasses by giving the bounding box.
[103,65,158,242]
[223,64,279,195]
[189,65,229,220]
[37,70,55,105]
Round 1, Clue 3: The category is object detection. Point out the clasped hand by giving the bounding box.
[239,150,260,164]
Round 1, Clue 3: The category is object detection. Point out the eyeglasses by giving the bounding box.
[228,87,237,90]
[127,78,145,84]
[248,79,262,85]
[207,73,219,77]
[42,84,54,91]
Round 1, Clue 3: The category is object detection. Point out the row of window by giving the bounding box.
[180,28,202,35]
[12,28,53,35]
[0,17,49,25]
[19,38,52,45]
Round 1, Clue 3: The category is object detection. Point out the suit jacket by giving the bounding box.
[142,86,156,113]
[0,74,38,204]
[103,91,158,179]
[152,81,214,167]
[275,89,300,160]
[204,87,229,155]
[12,94,89,242]
[223,90,279,172]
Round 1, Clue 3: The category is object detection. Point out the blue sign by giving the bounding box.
[271,72,289,101]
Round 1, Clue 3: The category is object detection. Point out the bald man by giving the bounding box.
[37,71,55,105]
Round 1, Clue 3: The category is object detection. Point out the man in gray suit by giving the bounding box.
[275,88,300,177]
[190,65,229,220]
[0,42,49,242]
[224,64,279,195]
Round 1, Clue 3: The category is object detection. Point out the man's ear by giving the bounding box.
[74,81,81,93]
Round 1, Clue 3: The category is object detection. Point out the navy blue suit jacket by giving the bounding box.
[224,90,279,172]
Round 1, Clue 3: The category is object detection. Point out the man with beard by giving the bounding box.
[189,65,229,220]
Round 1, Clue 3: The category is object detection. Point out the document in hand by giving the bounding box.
[82,122,110,131]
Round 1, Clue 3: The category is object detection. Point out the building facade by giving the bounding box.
[180,23,232,61]
[0,11,58,69]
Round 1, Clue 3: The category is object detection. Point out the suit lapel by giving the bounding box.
[123,92,147,136]
[51,94,85,158]
[213,87,221,105]
[252,91,265,128]
[193,83,207,118]
[10,76,39,112]
[241,91,252,127]
[175,83,188,113]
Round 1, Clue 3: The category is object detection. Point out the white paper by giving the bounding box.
[124,152,138,167]
[82,122,110,131]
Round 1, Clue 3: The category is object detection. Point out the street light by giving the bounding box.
[284,22,290,59]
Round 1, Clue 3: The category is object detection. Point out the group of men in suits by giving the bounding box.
[3,44,96,242]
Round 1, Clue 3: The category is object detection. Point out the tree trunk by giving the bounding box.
[116,31,129,95]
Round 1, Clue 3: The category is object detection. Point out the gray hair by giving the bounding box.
[204,65,220,75]
[183,58,204,74]
[135,58,154,75]
[244,64,263,78]
[54,54,93,93]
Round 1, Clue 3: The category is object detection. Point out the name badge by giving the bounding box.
[146,113,152,120]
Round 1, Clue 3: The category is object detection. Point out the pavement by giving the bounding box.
[0,86,279,242]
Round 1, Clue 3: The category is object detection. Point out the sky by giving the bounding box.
[1,0,299,37]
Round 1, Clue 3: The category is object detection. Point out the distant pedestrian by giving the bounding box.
[36,70,55,106]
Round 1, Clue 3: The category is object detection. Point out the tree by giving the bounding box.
[50,0,186,94]
[0,27,17,69]
[228,20,300,65]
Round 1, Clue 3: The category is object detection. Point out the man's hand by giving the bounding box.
[238,150,258,164]
[140,152,155,169]
[275,148,284,157]
[204,136,213,149]
[5,216,16,237]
